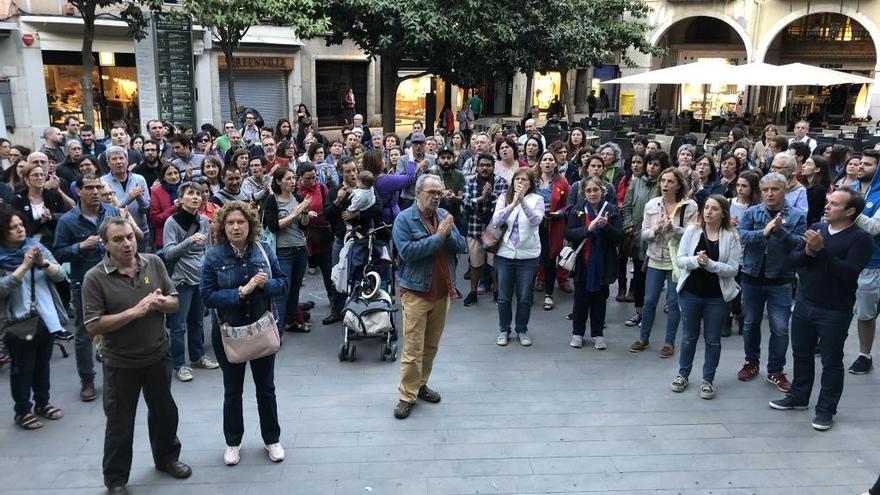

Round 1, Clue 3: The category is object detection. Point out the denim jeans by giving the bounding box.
[789,301,852,416]
[677,290,730,382]
[640,267,680,345]
[212,326,280,447]
[169,283,205,370]
[275,245,307,328]
[495,255,539,335]
[741,281,791,373]
[571,284,609,337]
[71,282,95,380]
[6,324,52,416]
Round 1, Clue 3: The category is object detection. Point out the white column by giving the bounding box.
[511,72,528,117]
[193,51,213,126]
[21,44,49,147]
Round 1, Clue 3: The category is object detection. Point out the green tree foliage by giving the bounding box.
[320,0,659,129]
[66,0,162,127]
[182,0,326,121]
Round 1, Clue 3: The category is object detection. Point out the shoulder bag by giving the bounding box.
[218,242,280,363]
[668,204,687,283]
[2,266,40,342]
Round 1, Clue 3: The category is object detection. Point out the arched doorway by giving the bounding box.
[759,13,877,122]
[651,16,749,120]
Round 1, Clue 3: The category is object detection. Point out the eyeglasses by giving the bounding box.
[199,138,211,143]
[420,189,442,197]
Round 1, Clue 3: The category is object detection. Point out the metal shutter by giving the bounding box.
[219,71,289,126]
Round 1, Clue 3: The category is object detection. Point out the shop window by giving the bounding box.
[42,51,140,134]
[532,72,560,110]
[315,61,367,127]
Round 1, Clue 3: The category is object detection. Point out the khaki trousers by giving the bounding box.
[398,292,450,402]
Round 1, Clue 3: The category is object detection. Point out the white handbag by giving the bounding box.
[557,238,587,272]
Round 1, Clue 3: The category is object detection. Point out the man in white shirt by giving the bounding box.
[517,119,546,148]
[789,120,817,154]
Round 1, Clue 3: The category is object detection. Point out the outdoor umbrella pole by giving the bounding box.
[700,83,708,133]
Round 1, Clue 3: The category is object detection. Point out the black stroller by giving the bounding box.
[337,224,399,362]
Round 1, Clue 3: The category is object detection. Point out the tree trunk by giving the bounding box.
[523,72,533,117]
[80,8,96,127]
[380,56,400,133]
[223,47,237,123]
[560,67,575,124]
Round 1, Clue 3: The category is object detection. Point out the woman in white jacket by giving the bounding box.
[671,194,742,399]
[630,167,698,358]
[490,167,544,347]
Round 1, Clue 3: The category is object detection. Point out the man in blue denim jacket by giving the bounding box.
[736,171,807,392]
[391,174,466,419]
[53,174,120,402]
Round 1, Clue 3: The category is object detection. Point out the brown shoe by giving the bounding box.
[417,385,441,403]
[80,380,96,402]
[629,340,649,353]
[659,344,675,358]
[393,400,415,419]
[737,362,759,381]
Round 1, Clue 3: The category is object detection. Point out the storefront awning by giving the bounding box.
[239,25,303,47]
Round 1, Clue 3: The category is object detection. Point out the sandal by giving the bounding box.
[284,322,311,333]
[543,296,554,311]
[14,413,44,430]
[34,404,63,420]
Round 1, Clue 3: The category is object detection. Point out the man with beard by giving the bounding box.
[432,146,465,230]
[848,149,880,375]
[461,153,509,307]
[460,132,493,177]
[170,135,205,180]
[211,165,247,206]
[79,124,105,157]
[39,126,66,165]
[133,140,163,187]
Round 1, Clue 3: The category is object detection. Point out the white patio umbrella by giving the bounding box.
[602,60,744,131]
[781,63,874,86]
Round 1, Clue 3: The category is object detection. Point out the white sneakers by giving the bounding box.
[265,443,285,462]
[176,366,193,382]
[224,444,285,465]
[570,335,607,350]
[569,335,584,348]
[592,336,607,350]
[224,446,240,466]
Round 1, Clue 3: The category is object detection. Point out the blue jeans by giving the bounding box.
[790,301,852,416]
[495,255,539,335]
[677,290,730,382]
[71,282,95,380]
[741,281,791,373]
[169,283,205,370]
[640,267,680,345]
[275,246,307,328]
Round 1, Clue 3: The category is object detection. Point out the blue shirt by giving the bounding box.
[52,204,121,282]
[101,172,151,233]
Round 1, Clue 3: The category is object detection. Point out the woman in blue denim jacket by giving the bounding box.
[200,201,288,467]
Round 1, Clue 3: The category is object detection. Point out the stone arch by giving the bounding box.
[649,12,753,62]
[754,5,880,71]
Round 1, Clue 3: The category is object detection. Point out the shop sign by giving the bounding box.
[218,56,294,71]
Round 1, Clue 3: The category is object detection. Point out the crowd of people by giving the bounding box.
[1,111,880,495]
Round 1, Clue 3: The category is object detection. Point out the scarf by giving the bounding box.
[162,181,180,203]
[297,180,325,216]
[582,201,605,292]
[172,208,197,232]
[0,238,39,272]
[0,239,63,331]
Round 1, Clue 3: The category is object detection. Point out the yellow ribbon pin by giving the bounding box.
[144,276,150,286]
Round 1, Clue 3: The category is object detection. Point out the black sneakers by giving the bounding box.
[768,396,808,410]
[849,355,873,375]
[811,414,833,431]
[393,400,415,419]
[463,291,478,307]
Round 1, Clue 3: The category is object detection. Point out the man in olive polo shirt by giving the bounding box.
[83,217,190,495]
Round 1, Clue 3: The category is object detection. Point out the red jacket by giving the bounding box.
[544,175,570,257]
[149,184,178,248]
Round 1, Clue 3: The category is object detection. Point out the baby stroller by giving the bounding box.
[337,224,399,362]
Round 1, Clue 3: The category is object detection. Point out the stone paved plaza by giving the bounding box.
[1,270,879,494]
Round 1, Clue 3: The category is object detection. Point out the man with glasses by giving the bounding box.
[133,139,163,187]
[392,174,466,419]
[396,132,434,210]
[170,135,205,180]
[240,112,260,147]
[53,173,121,402]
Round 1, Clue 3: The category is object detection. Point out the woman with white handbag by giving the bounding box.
[564,176,622,350]
[200,201,288,466]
